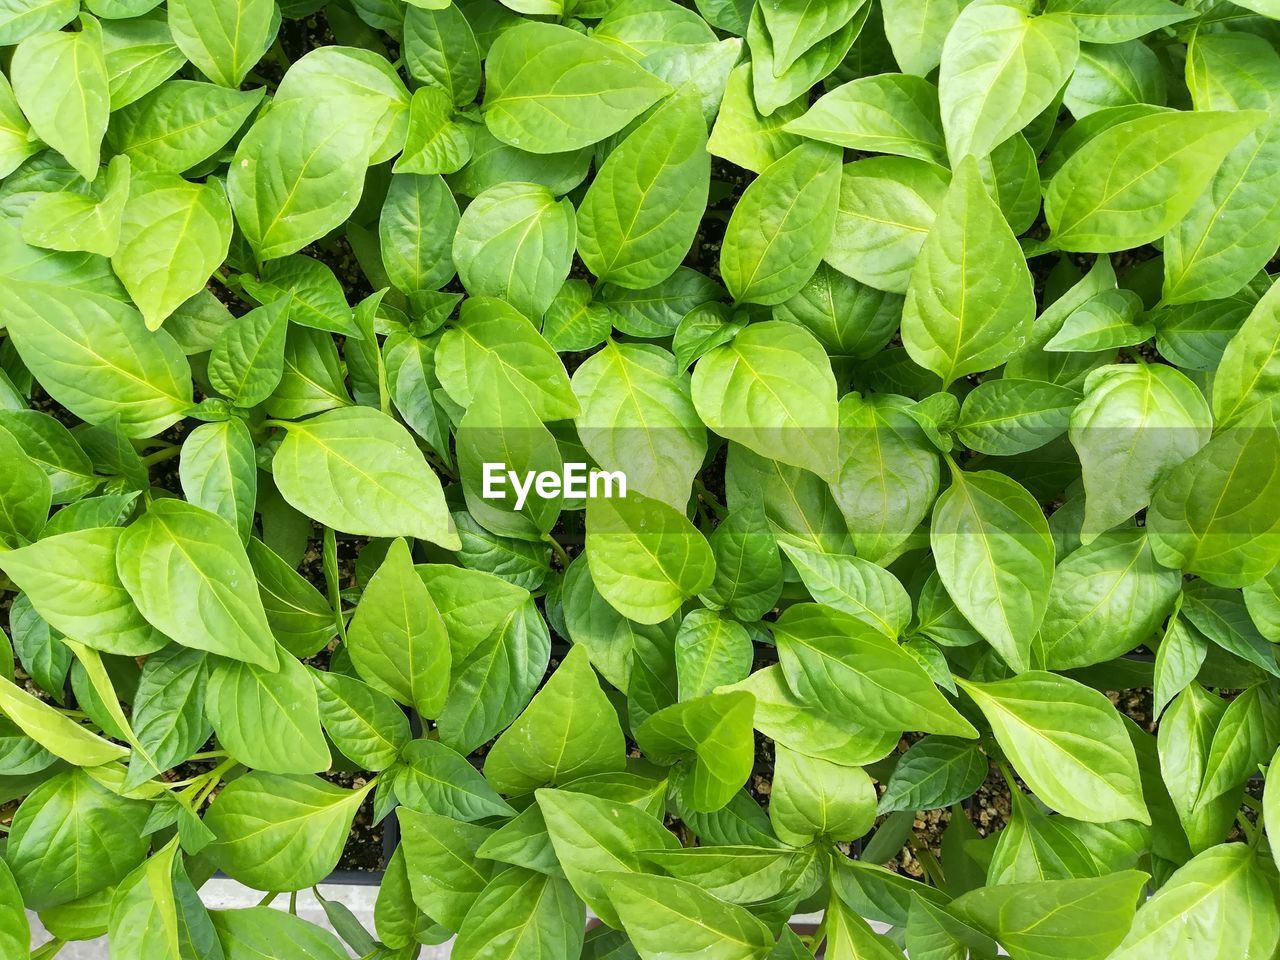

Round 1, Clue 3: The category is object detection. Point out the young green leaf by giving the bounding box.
[577,91,710,290]
[957,672,1149,824]
[902,156,1035,387]
[720,142,841,306]
[347,538,451,718]
[270,407,458,549]
[930,466,1055,673]
[1046,109,1266,252]
[484,646,626,795]
[482,22,671,153]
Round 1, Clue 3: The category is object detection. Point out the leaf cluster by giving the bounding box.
[1,0,1280,958]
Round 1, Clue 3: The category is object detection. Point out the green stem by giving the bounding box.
[1238,812,1259,846]
[141,445,181,467]
[323,527,348,643]
[693,480,728,521]
[424,450,457,483]
[908,835,947,891]
[179,756,239,807]
[543,533,571,569]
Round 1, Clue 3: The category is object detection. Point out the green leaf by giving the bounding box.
[312,669,409,771]
[825,894,908,960]
[876,736,989,814]
[675,610,753,701]
[827,156,950,294]
[902,155,1035,387]
[0,859,28,960]
[207,298,290,409]
[113,174,232,331]
[768,744,875,846]
[379,172,459,294]
[1043,0,1190,43]
[0,672,128,766]
[707,62,805,174]
[270,406,458,549]
[938,3,1079,162]
[1107,845,1279,960]
[834,394,941,564]
[452,182,576,319]
[572,341,706,511]
[211,907,350,960]
[577,91,710,289]
[435,594,548,754]
[127,645,210,788]
[11,16,110,180]
[454,868,585,960]
[179,419,257,545]
[108,80,264,174]
[0,227,192,438]
[957,671,1149,824]
[692,321,839,479]
[484,646,626,795]
[586,491,714,625]
[482,22,671,153]
[0,409,96,505]
[720,665,898,767]
[956,378,1079,456]
[435,296,579,420]
[394,738,515,821]
[720,142,841,306]
[397,807,494,930]
[1046,109,1266,252]
[881,0,970,76]
[635,692,756,813]
[538,787,680,928]
[1147,403,1280,587]
[456,366,564,540]
[117,499,278,669]
[952,870,1149,960]
[1038,530,1181,670]
[0,526,169,657]
[21,153,129,257]
[228,98,373,262]
[246,537,335,658]
[205,772,373,891]
[773,604,976,737]
[404,3,480,105]
[394,85,473,175]
[604,872,774,960]
[930,466,1055,673]
[785,73,945,164]
[1068,363,1212,541]
[206,652,331,774]
[700,498,784,622]
[780,544,911,638]
[1165,34,1280,304]
[347,538,451,717]
[167,0,275,88]
[6,768,150,909]
[1211,276,1280,429]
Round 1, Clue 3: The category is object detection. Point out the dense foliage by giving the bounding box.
[2,0,1280,956]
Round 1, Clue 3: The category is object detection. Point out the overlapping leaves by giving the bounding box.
[1,0,1280,958]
